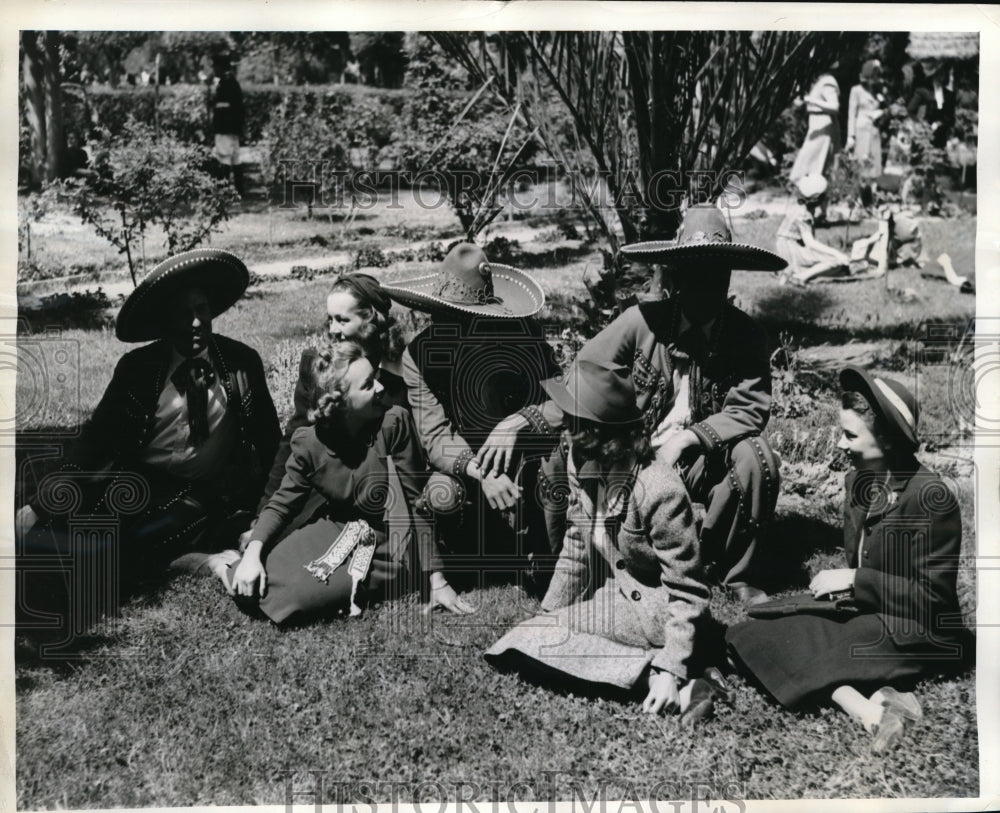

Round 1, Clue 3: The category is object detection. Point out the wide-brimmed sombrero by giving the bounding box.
[116,248,250,342]
[619,203,787,272]
[382,242,544,319]
[839,365,919,451]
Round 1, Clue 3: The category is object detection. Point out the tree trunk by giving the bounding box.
[42,32,65,182]
[21,32,47,190]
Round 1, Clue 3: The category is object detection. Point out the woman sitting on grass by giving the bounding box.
[485,359,730,725]
[726,365,970,752]
[219,340,441,623]
[776,174,850,285]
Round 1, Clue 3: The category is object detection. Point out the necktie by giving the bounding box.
[171,357,216,446]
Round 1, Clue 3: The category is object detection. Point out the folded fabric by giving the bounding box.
[747,592,859,620]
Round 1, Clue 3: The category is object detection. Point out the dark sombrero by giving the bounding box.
[382,242,544,319]
[619,203,787,272]
[116,248,250,342]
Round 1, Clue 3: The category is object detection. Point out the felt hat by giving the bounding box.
[115,248,250,342]
[618,204,787,272]
[839,365,919,450]
[542,359,642,426]
[795,174,829,202]
[382,242,544,319]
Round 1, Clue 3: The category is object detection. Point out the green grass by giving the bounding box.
[15,200,979,806]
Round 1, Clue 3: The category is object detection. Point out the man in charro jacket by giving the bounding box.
[16,249,280,641]
[479,204,787,605]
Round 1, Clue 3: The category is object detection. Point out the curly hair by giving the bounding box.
[306,340,367,426]
[330,275,406,364]
[567,414,653,470]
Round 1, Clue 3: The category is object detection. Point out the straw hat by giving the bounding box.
[382,242,544,319]
[618,204,787,272]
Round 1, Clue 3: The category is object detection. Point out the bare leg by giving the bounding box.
[793,259,849,285]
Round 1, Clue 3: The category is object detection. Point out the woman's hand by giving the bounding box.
[810,568,856,598]
[426,572,477,615]
[655,429,701,469]
[479,472,522,512]
[476,413,530,477]
[642,669,681,715]
[231,541,267,598]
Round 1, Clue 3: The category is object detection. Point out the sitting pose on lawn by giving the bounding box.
[16,249,281,644]
[725,366,971,752]
[223,340,432,623]
[478,204,785,606]
[382,242,561,611]
[776,174,851,285]
[485,359,729,724]
[256,273,408,516]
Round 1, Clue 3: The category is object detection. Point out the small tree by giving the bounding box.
[67,119,239,285]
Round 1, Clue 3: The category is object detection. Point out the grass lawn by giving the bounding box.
[14,197,979,807]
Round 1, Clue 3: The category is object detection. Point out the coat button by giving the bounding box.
[616,560,626,570]
[631,590,641,601]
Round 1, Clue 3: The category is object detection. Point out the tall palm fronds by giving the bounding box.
[436,30,862,246]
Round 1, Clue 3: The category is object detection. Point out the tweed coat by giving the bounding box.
[487,456,710,685]
[29,334,280,521]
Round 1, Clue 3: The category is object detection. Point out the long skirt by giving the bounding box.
[725,612,967,708]
[231,516,409,625]
[485,582,656,690]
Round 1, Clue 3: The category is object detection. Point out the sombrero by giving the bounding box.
[839,365,919,451]
[116,248,250,342]
[619,204,787,272]
[381,242,544,319]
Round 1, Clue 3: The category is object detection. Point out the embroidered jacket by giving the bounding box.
[30,335,280,519]
[534,298,772,454]
[403,316,560,477]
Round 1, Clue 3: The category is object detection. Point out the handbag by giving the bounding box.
[747,591,859,620]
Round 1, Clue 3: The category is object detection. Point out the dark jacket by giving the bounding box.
[535,298,771,454]
[845,462,964,649]
[212,75,244,137]
[403,316,560,477]
[258,346,408,513]
[31,334,280,519]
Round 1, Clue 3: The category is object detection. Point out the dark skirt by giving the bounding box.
[725,612,964,708]
[241,516,408,625]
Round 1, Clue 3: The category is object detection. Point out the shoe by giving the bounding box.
[871,706,906,753]
[679,679,715,728]
[702,667,736,705]
[730,584,770,607]
[876,686,923,722]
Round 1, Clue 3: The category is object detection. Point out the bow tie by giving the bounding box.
[670,328,708,362]
[171,356,216,445]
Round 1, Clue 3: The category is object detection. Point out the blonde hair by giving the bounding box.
[306,340,366,425]
[329,276,406,363]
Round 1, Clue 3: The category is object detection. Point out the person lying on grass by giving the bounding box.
[486,359,732,725]
[725,365,972,752]
[776,174,851,285]
[219,340,460,623]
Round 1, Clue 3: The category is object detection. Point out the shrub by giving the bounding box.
[65,119,239,284]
